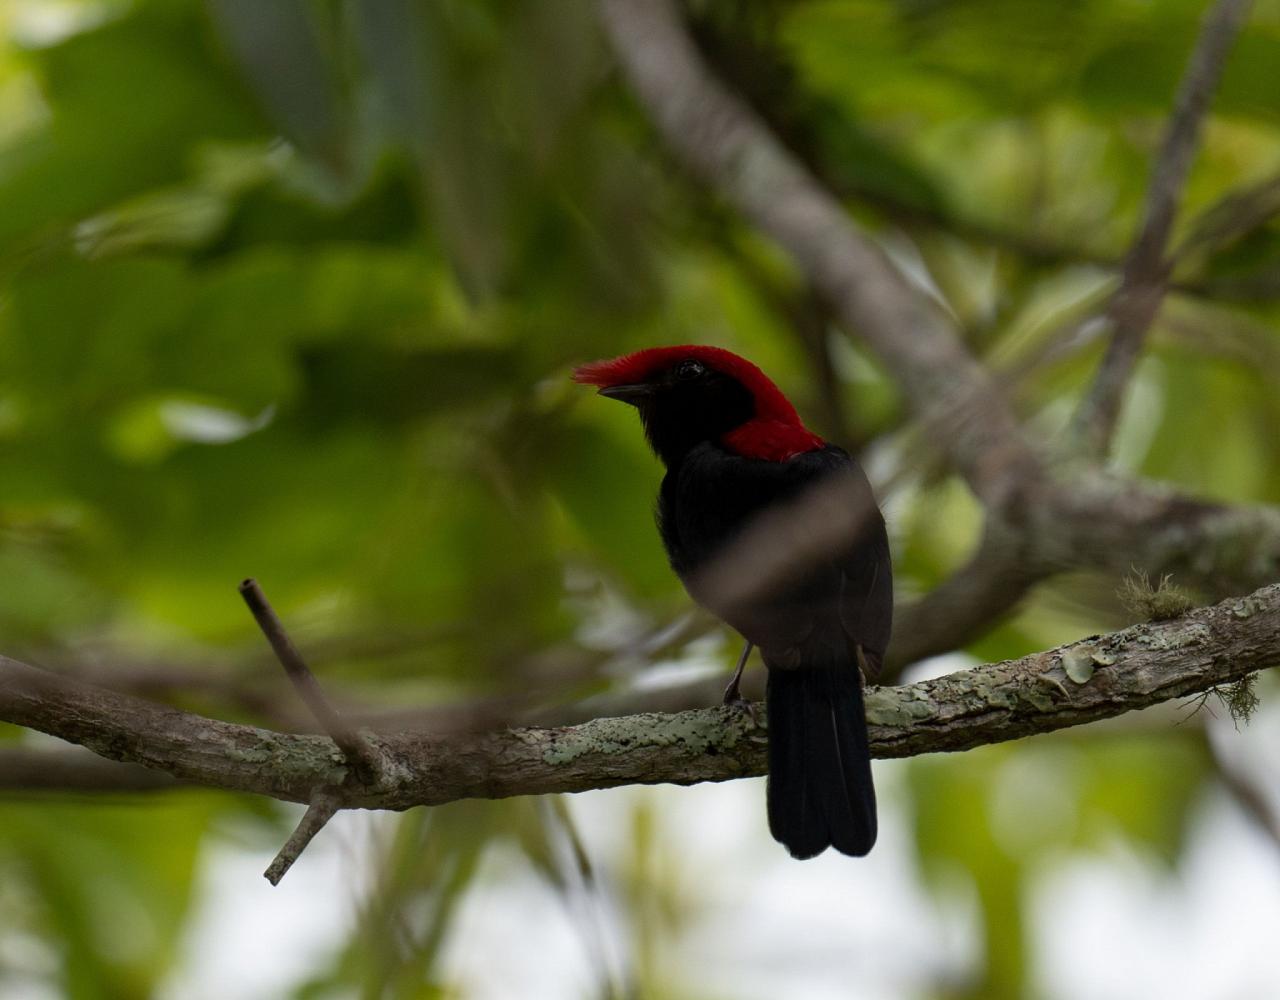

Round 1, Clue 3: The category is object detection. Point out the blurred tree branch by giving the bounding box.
[1213,746,1280,849]
[0,746,183,794]
[1,585,1276,808]
[1073,0,1254,457]
[886,522,1051,672]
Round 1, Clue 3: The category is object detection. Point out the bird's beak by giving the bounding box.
[597,383,655,406]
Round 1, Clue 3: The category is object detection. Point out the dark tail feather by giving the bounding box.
[766,666,877,859]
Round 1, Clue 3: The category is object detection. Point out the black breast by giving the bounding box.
[656,442,892,665]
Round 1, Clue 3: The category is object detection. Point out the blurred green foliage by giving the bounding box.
[0,0,1277,997]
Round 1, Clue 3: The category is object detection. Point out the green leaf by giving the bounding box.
[0,4,263,249]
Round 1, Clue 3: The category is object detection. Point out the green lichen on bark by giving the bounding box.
[1061,647,1097,684]
[1230,594,1269,619]
[540,706,758,766]
[865,685,933,726]
[940,661,1060,714]
[222,733,346,790]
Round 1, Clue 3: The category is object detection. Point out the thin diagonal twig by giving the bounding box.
[1073,0,1253,457]
[239,577,382,883]
[263,791,342,886]
[239,578,380,783]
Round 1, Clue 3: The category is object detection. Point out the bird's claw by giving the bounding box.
[721,693,760,727]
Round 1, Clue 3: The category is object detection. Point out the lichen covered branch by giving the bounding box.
[2,585,1276,813]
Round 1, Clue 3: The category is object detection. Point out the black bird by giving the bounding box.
[574,345,892,858]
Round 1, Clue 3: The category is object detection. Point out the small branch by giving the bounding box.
[1037,470,1280,598]
[264,791,341,886]
[1218,757,1280,850]
[239,578,380,784]
[1124,0,1250,283]
[3,584,1278,812]
[1173,170,1280,267]
[1074,0,1253,456]
[239,578,385,882]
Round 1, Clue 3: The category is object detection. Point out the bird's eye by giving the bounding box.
[674,360,706,380]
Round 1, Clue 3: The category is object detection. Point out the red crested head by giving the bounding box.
[573,345,825,463]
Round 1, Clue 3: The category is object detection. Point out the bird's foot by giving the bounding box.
[726,698,759,727]
[721,686,760,727]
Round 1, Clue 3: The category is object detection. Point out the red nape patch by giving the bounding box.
[722,419,825,462]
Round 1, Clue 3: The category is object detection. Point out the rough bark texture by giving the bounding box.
[3,584,1276,808]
